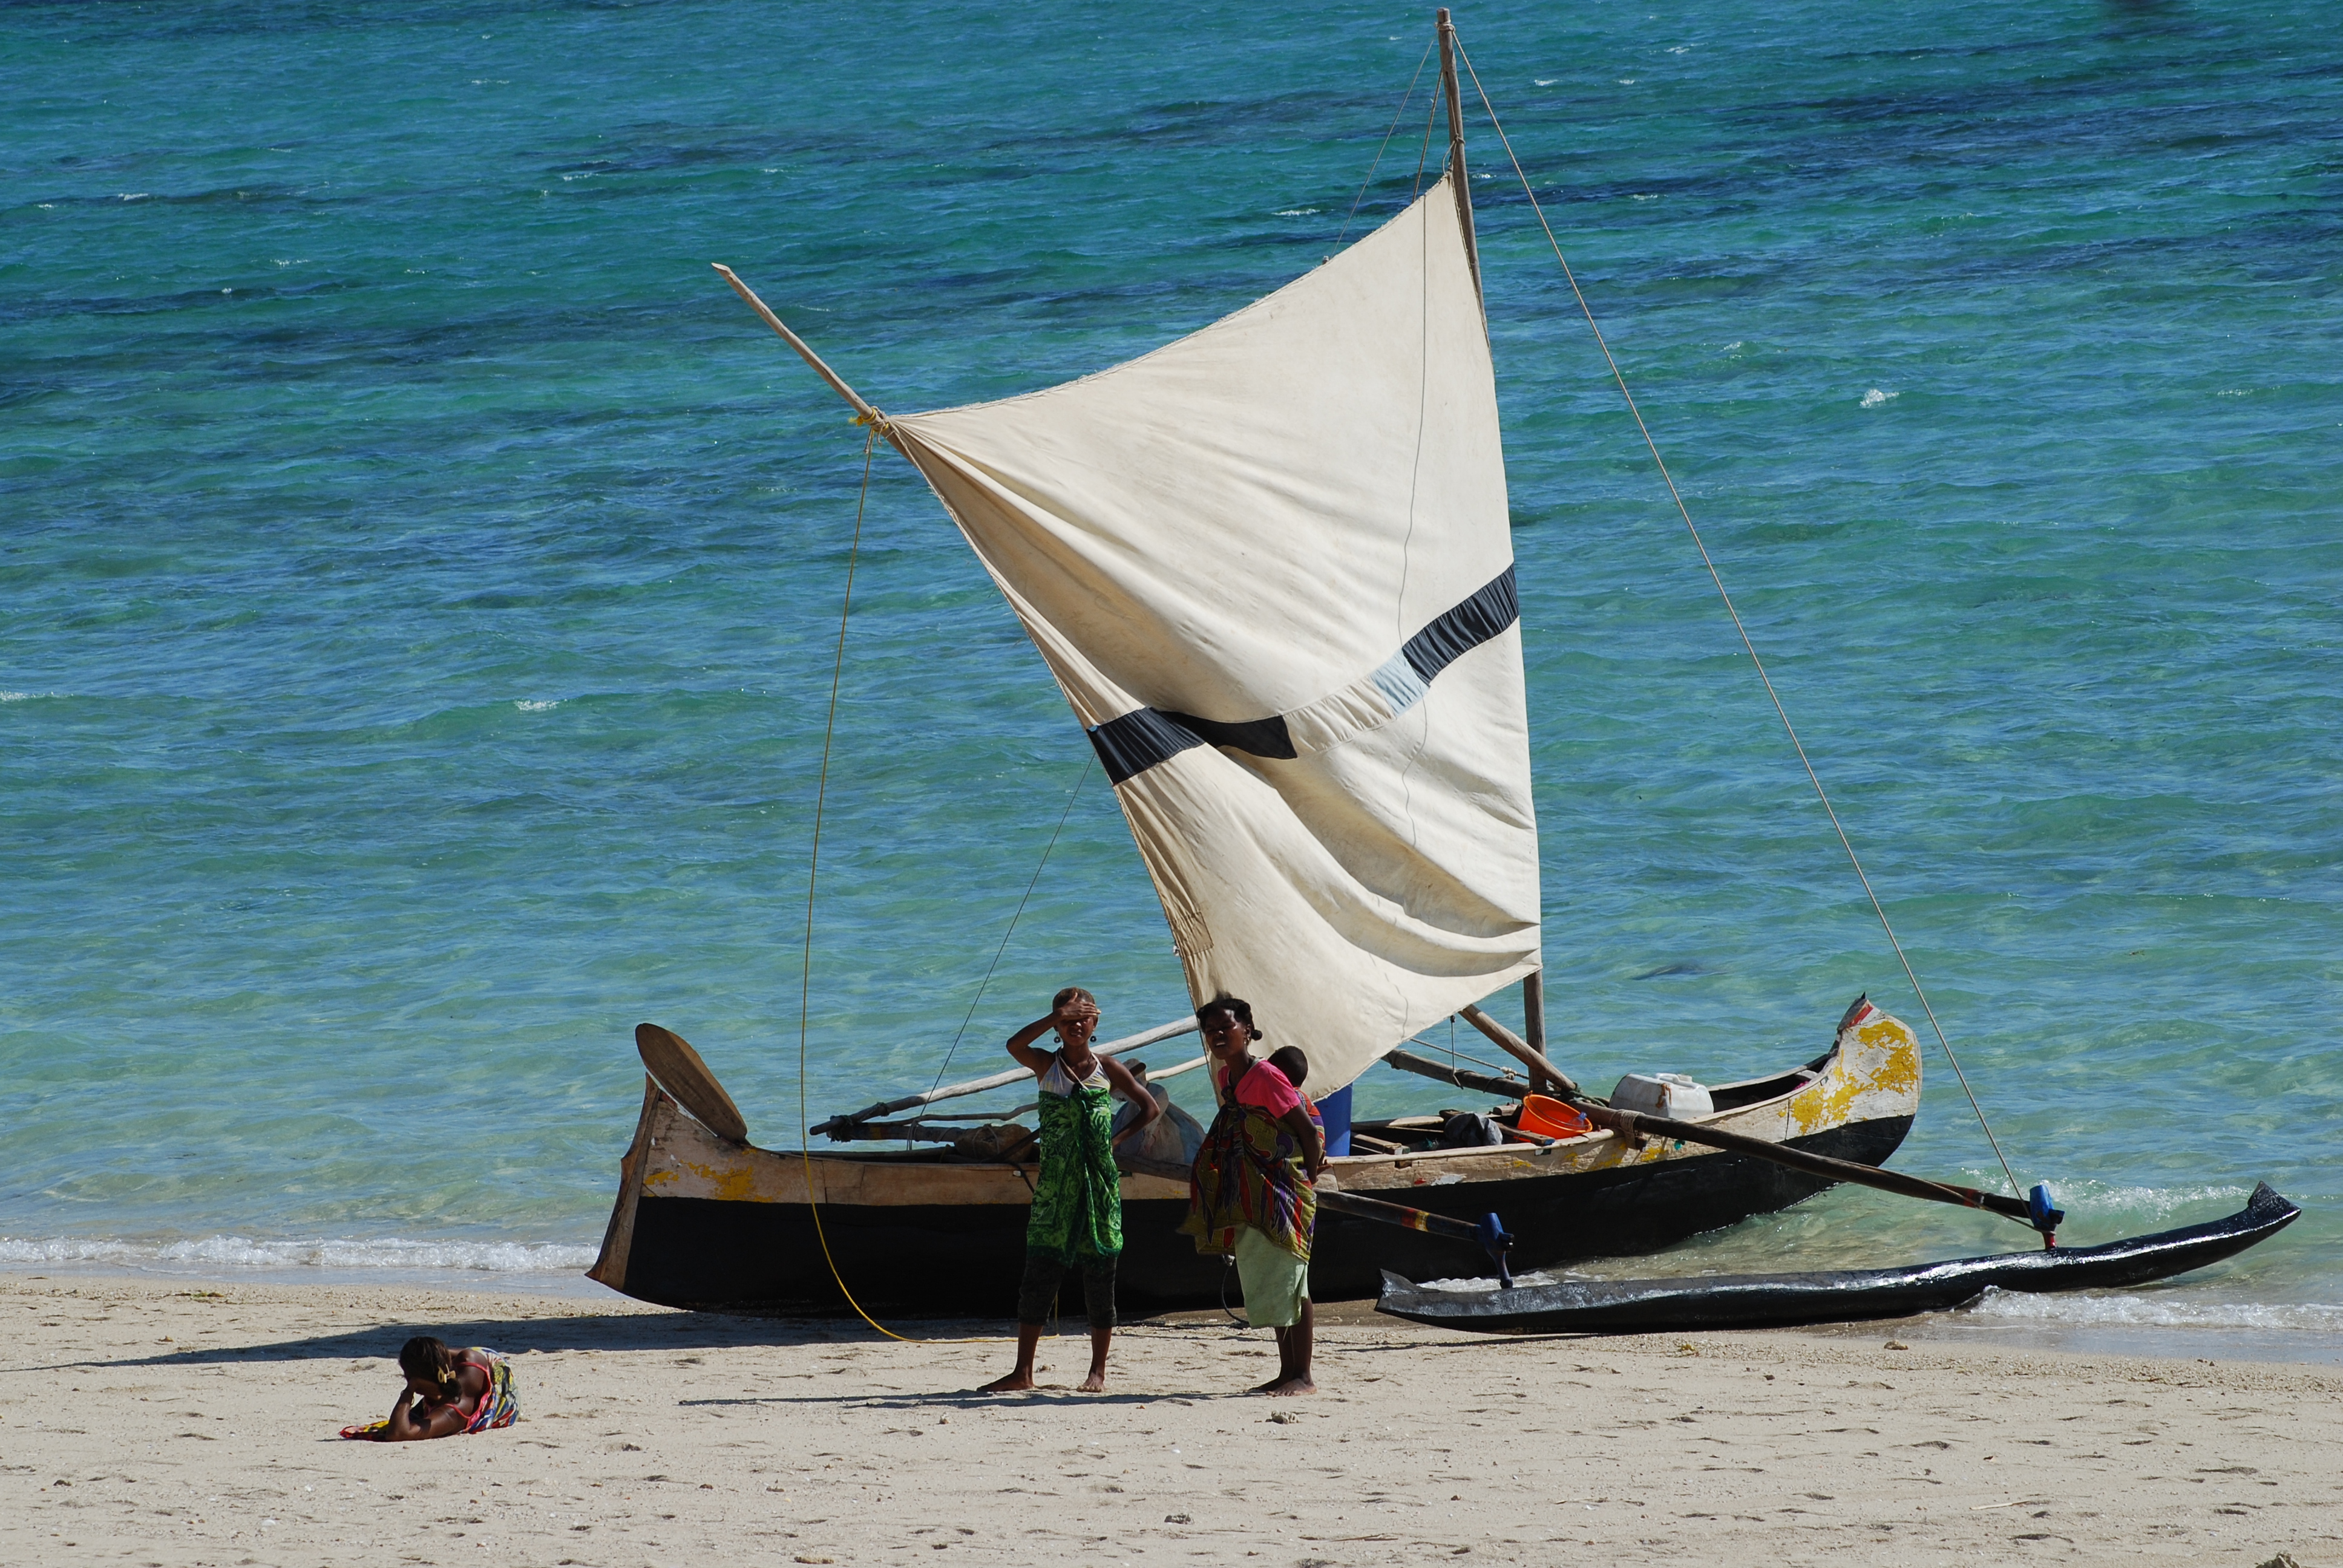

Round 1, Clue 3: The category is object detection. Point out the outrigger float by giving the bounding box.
[1378,1184,2303,1335]
[589,11,2296,1324]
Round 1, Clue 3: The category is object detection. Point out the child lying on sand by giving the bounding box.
[340,1336,519,1440]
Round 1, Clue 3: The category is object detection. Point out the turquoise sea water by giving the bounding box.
[4,1,2338,1346]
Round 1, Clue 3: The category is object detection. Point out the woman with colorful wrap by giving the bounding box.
[981,985,1161,1393]
[339,1335,519,1440]
[1181,996,1325,1396]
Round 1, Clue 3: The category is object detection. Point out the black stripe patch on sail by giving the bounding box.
[1086,708,1296,786]
[1087,564,1517,787]
[1161,710,1297,763]
[1401,564,1519,686]
[1086,708,1205,785]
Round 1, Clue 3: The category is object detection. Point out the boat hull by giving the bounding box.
[1375,1182,2302,1333]
[590,1007,1923,1316]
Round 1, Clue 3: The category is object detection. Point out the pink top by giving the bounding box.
[1217,1058,1302,1119]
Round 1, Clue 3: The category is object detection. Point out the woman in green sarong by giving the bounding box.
[981,986,1160,1393]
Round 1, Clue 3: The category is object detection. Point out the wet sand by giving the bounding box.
[4,1273,2335,1566]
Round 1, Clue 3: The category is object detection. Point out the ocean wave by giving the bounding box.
[513,698,561,711]
[1940,1177,2254,1227]
[1860,387,1898,407]
[0,1234,597,1274]
[1962,1286,2343,1336]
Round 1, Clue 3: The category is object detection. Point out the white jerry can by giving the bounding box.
[1610,1071,1714,1119]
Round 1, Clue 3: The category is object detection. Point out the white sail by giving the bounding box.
[889,177,1539,1093]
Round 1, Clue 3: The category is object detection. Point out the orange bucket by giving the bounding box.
[1518,1094,1591,1140]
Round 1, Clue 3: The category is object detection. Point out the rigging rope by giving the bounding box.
[1335,37,1437,251]
[1409,67,1441,198]
[796,428,991,1343]
[925,753,1095,1099]
[1452,38,2024,1200]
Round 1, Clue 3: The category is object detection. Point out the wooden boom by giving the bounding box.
[1582,1103,2046,1230]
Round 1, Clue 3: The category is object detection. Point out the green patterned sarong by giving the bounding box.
[1026,1082,1122,1264]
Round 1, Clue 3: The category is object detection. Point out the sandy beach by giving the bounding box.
[4,1273,2334,1567]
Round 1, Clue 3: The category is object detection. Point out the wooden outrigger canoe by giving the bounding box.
[1377,1181,2302,1334]
[588,1001,1921,1315]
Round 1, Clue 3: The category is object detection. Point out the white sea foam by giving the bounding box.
[514,698,560,711]
[1274,208,1321,217]
[1964,1286,2343,1336]
[1860,387,1898,408]
[0,1234,597,1275]
[0,690,39,701]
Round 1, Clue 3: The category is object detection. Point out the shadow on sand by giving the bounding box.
[31,1313,983,1374]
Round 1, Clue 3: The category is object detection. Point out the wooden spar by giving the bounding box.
[1142,1052,1211,1083]
[1522,970,1547,1063]
[1382,1045,1530,1100]
[809,1016,1199,1137]
[710,263,908,456]
[1458,1003,1582,1097]
[1584,1103,2047,1230]
[1435,8,1484,312]
[830,1051,1215,1142]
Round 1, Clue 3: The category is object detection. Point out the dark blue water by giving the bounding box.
[3,1,2336,1341]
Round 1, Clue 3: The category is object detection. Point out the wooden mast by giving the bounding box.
[1435,8,1484,312]
[1437,10,1539,1063]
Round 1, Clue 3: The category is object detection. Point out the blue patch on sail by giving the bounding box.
[1089,564,1518,786]
[1368,651,1430,714]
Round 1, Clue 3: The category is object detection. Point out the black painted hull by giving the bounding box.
[612,1115,1913,1316]
[1375,1181,2301,1333]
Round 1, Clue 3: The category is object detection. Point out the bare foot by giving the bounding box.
[1078,1370,1107,1393]
[978,1371,1036,1393]
[1256,1376,1316,1396]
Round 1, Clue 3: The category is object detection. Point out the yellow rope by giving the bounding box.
[1452,36,2024,1201]
[796,426,994,1344]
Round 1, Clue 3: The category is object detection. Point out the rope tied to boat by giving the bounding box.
[1450,33,2026,1202]
[795,428,989,1345]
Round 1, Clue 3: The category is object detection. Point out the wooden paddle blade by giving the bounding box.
[634,1023,749,1145]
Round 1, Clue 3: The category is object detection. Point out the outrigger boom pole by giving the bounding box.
[1582,1103,2063,1239]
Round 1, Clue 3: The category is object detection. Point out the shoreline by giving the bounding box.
[10,1253,2338,1367]
[7,1272,2335,1566]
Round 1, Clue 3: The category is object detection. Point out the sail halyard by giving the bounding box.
[883,176,1541,1094]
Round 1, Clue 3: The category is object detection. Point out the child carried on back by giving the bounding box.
[1266,1047,1322,1141]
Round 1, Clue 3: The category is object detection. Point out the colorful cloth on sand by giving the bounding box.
[1026,1077,1124,1265]
[1180,1060,1316,1262]
[464,1348,520,1432]
[337,1348,519,1439]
